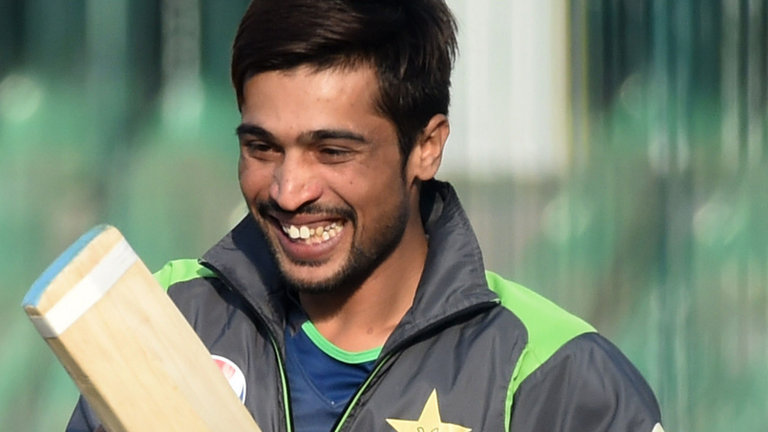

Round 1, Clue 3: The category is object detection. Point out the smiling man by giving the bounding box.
[67,1,663,431]
[235,64,444,355]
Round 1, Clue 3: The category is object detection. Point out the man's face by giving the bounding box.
[237,65,418,293]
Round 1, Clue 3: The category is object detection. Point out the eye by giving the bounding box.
[321,147,348,157]
[241,140,282,161]
[316,145,355,164]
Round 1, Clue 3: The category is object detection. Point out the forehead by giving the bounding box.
[240,65,383,121]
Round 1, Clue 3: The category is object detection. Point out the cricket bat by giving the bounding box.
[22,225,261,431]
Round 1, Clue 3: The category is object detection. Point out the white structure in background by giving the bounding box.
[443,0,569,180]
[161,0,204,128]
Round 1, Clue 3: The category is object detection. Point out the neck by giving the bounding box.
[298,215,427,352]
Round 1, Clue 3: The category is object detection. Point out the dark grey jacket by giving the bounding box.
[67,180,663,431]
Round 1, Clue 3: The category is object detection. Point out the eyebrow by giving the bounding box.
[235,124,275,141]
[235,123,369,145]
[302,129,368,144]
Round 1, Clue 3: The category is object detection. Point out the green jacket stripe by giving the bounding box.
[153,259,217,292]
[485,271,596,431]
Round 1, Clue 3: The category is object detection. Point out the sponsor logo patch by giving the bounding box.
[212,354,247,403]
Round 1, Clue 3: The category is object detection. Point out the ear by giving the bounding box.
[407,114,450,181]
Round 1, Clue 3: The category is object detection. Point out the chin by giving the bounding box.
[278,256,372,297]
[277,259,343,294]
[280,272,347,295]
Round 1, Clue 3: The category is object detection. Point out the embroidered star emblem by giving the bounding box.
[386,389,471,432]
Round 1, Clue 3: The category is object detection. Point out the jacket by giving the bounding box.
[67,180,663,431]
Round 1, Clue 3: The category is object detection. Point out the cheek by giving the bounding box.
[237,155,246,183]
[238,160,271,198]
[355,170,405,214]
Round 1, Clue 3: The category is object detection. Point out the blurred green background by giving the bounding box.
[1,1,766,430]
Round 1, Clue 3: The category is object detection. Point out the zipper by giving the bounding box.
[331,352,393,432]
[200,260,293,432]
[266,331,293,432]
[330,299,499,431]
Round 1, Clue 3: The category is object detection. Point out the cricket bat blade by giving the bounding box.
[22,225,261,431]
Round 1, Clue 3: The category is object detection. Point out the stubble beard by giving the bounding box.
[255,196,411,297]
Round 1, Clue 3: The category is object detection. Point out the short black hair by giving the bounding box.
[231,0,458,156]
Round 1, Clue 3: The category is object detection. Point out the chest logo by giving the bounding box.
[212,354,247,403]
[386,389,471,432]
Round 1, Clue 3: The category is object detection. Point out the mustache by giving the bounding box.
[255,198,356,223]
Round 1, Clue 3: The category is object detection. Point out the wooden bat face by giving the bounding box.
[23,225,261,432]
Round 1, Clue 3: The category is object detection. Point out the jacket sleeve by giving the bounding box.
[65,396,103,431]
[509,332,663,432]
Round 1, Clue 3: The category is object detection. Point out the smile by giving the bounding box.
[280,221,345,245]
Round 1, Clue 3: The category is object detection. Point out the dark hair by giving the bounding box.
[231,0,458,156]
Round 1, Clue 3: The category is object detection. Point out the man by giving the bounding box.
[68,0,664,431]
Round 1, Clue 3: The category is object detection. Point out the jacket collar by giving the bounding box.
[201,215,287,337]
[202,179,499,347]
[382,180,499,351]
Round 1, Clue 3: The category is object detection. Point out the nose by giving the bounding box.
[269,152,322,212]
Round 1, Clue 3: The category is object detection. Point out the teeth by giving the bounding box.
[289,225,300,239]
[282,222,344,244]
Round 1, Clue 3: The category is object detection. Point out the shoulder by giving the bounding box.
[511,332,662,431]
[485,272,663,431]
[152,259,236,328]
[153,259,218,292]
[485,271,595,393]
